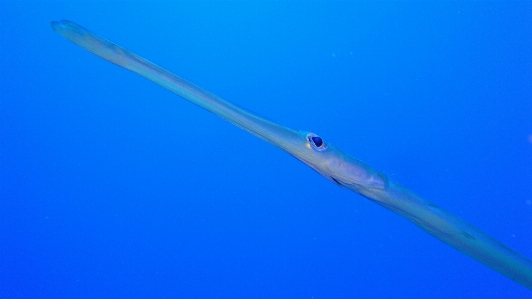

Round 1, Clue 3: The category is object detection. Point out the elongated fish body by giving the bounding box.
[51,20,532,290]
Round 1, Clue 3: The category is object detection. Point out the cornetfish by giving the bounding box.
[51,19,532,289]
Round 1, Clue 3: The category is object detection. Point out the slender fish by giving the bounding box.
[51,19,532,289]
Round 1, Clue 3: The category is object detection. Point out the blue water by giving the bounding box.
[1,2,531,298]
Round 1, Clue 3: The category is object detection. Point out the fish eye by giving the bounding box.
[307,133,328,151]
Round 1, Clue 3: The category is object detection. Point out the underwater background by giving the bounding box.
[1,1,531,298]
